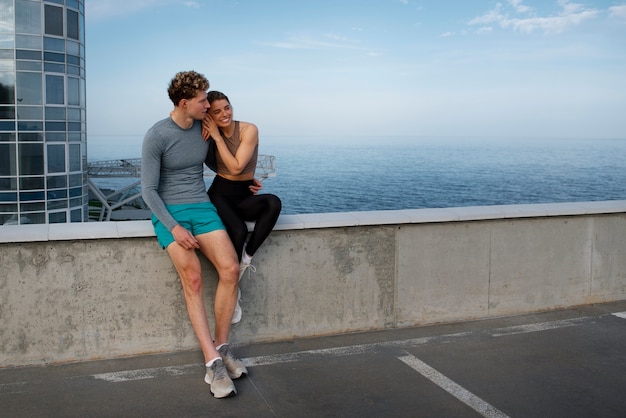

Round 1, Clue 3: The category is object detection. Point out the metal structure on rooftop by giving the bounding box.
[87,155,276,222]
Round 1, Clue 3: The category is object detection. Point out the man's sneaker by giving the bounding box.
[204,358,236,398]
[218,343,248,379]
[231,288,242,324]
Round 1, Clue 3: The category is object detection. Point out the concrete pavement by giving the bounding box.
[2,300,626,417]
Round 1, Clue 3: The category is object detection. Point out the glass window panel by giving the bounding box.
[0,215,19,226]
[15,0,41,35]
[68,121,80,131]
[66,55,79,65]
[44,36,64,52]
[16,34,42,49]
[66,40,79,55]
[45,75,63,104]
[47,0,63,5]
[0,143,16,175]
[17,121,43,130]
[16,72,42,105]
[47,189,66,199]
[45,121,65,131]
[69,143,80,171]
[20,212,46,225]
[68,132,80,142]
[19,142,44,175]
[67,9,79,40]
[0,177,16,189]
[0,105,14,118]
[0,120,14,130]
[44,62,64,73]
[21,201,45,211]
[67,0,79,10]
[43,52,64,62]
[68,173,81,187]
[67,108,79,121]
[67,77,79,105]
[47,144,65,173]
[19,176,44,189]
[16,106,42,119]
[79,78,85,106]
[18,132,43,141]
[49,211,67,223]
[48,200,68,210]
[46,107,65,120]
[70,208,82,222]
[20,190,45,200]
[45,132,65,142]
[0,0,15,34]
[0,49,13,59]
[47,174,66,188]
[66,64,79,75]
[69,186,81,198]
[16,61,41,71]
[0,60,15,70]
[22,212,45,224]
[0,71,15,104]
[0,203,18,213]
[44,5,63,37]
[0,132,16,141]
[0,34,14,49]
[0,192,18,202]
[16,49,41,60]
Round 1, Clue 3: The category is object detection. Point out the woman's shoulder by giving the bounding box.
[237,121,259,139]
[237,120,257,131]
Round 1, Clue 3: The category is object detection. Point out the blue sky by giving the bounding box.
[85,0,626,158]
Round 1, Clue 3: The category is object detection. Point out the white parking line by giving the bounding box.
[490,317,590,337]
[613,312,626,319]
[397,352,510,418]
[89,316,593,384]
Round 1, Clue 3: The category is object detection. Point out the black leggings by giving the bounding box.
[208,176,281,261]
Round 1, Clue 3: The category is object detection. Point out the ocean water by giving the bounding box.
[89,136,626,215]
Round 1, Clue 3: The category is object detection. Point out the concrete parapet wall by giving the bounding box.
[1,201,625,367]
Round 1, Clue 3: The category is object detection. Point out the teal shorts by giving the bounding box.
[152,201,225,249]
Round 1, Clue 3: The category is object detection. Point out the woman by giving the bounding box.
[202,91,282,324]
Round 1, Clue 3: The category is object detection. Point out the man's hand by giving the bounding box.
[171,224,199,250]
[249,178,262,194]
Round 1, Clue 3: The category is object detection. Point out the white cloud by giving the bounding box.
[468,4,505,26]
[468,0,599,34]
[508,0,532,14]
[609,5,626,20]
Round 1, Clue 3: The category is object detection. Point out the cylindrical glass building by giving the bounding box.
[0,0,87,225]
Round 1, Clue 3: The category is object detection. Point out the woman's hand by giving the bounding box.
[249,178,262,194]
[201,114,219,141]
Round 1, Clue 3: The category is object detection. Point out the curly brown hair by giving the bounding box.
[167,71,210,106]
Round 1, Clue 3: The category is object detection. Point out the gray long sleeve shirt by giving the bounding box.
[141,117,210,231]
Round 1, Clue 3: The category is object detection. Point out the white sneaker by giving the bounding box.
[204,358,236,398]
[238,259,256,281]
[231,288,242,324]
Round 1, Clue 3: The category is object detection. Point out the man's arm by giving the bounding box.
[141,131,178,231]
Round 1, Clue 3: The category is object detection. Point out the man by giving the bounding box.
[141,70,246,398]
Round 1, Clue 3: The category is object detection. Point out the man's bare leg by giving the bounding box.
[196,229,240,346]
[167,242,220,363]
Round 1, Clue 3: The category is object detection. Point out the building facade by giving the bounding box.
[0,0,86,225]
